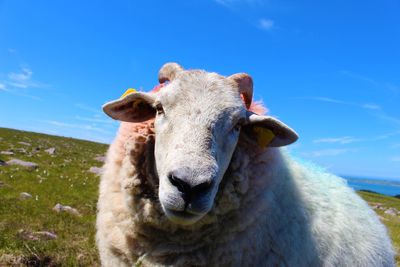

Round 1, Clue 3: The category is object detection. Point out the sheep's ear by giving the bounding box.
[102,91,156,122]
[158,62,184,83]
[228,73,253,109]
[243,111,298,147]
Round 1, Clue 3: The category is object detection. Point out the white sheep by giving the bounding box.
[96,63,395,266]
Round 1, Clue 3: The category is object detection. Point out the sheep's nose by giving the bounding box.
[167,170,213,203]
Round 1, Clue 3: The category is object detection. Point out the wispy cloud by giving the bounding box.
[41,120,113,135]
[7,67,42,89]
[75,115,115,124]
[307,96,349,105]
[0,65,48,100]
[214,0,233,7]
[0,83,6,91]
[299,96,380,110]
[0,82,43,100]
[392,143,400,149]
[215,0,264,7]
[385,83,400,94]
[340,70,399,94]
[259,18,275,31]
[313,131,400,147]
[361,103,381,110]
[340,70,379,86]
[313,136,360,144]
[391,156,400,162]
[214,0,273,32]
[298,96,400,127]
[302,148,357,157]
[377,113,400,126]
[11,91,43,101]
[8,67,33,88]
[372,131,400,140]
[37,119,116,144]
[75,103,102,114]
[73,105,118,137]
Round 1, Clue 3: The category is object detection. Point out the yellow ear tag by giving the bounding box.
[120,88,137,98]
[253,127,275,147]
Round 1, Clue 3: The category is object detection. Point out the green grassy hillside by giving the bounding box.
[358,191,400,265]
[0,127,399,266]
[0,128,107,266]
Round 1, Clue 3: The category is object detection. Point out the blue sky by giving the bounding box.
[0,0,399,180]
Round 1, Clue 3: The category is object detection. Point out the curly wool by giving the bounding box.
[96,101,394,266]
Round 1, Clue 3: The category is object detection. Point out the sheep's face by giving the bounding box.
[103,63,298,225]
[153,72,246,225]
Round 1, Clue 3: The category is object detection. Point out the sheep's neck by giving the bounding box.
[126,140,274,265]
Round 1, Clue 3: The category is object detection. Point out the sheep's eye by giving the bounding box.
[233,119,245,132]
[155,103,164,115]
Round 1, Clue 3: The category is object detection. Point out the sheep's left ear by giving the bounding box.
[102,90,156,122]
[243,111,298,147]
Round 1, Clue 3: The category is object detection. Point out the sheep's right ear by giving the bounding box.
[102,91,156,122]
[243,111,298,147]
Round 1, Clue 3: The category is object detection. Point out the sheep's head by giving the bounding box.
[103,63,298,225]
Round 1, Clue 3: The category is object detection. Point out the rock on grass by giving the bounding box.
[6,159,38,170]
[0,181,11,188]
[89,166,103,176]
[18,229,57,241]
[384,208,399,216]
[45,147,56,155]
[94,155,106,163]
[18,142,31,146]
[53,203,81,216]
[20,192,32,200]
[35,231,58,240]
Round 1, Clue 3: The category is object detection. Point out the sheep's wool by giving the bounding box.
[97,96,394,267]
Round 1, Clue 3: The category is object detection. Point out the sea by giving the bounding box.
[343,177,400,197]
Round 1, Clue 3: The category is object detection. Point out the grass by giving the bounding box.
[0,127,107,265]
[0,127,399,266]
[357,191,400,265]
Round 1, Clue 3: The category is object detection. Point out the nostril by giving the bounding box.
[168,173,191,194]
[192,181,213,195]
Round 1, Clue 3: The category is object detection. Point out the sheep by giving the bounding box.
[96,62,395,267]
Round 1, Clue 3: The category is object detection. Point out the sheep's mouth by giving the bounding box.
[164,208,205,225]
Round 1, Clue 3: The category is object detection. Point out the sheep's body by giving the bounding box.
[97,63,394,266]
[96,120,394,267]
